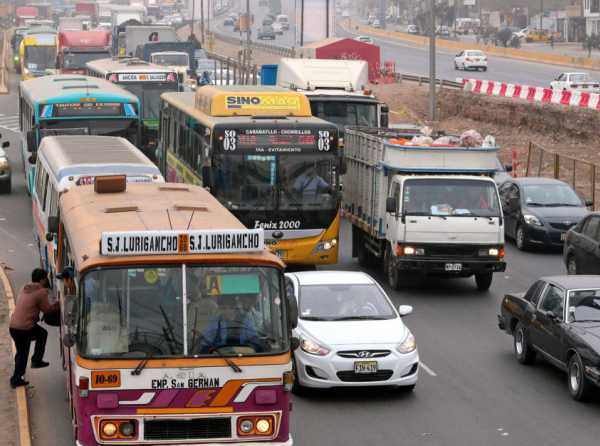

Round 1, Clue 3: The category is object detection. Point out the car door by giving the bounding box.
[552,73,564,89]
[530,283,566,367]
[579,215,600,274]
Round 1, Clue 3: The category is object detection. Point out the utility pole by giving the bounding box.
[300,0,304,46]
[428,0,436,122]
[246,0,250,47]
[200,0,205,43]
[207,0,210,35]
[539,0,543,30]
[191,0,196,39]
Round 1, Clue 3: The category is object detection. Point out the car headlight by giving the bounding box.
[300,338,330,356]
[523,214,543,226]
[396,332,416,354]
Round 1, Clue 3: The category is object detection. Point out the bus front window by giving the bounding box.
[24,46,56,71]
[280,155,338,210]
[40,119,140,146]
[212,154,277,210]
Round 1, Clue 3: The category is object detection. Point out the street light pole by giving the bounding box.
[428,0,437,122]
[200,0,204,43]
[539,0,543,31]
[191,0,196,38]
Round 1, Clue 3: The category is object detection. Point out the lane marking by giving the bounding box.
[420,361,437,377]
[0,266,32,446]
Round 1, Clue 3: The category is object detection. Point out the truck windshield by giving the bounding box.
[403,178,501,217]
[121,83,179,121]
[310,101,378,133]
[79,265,286,358]
[24,46,56,71]
[212,153,338,211]
[63,51,110,69]
[152,53,189,67]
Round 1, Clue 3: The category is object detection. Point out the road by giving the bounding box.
[2,68,600,445]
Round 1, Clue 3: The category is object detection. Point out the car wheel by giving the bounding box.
[567,256,578,275]
[0,178,11,194]
[568,354,593,402]
[474,271,493,291]
[514,322,536,365]
[384,245,401,290]
[515,225,530,251]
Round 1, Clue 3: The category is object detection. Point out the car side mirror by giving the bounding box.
[398,305,413,317]
[546,310,558,321]
[585,199,594,208]
[386,196,397,213]
[504,164,513,172]
[286,288,298,330]
[509,197,519,209]
[1,141,8,149]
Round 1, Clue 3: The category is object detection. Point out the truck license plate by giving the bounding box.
[354,361,378,374]
[445,263,462,272]
[560,233,566,241]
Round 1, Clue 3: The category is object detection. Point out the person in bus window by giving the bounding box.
[293,163,330,200]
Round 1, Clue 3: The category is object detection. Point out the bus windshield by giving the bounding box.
[79,265,286,358]
[39,119,139,145]
[24,45,56,71]
[310,101,378,133]
[63,51,110,69]
[212,153,338,211]
[120,83,178,121]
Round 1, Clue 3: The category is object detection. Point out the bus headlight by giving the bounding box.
[101,422,118,437]
[237,416,274,436]
[312,238,337,254]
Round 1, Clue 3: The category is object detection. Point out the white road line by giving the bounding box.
[420,361,437,377]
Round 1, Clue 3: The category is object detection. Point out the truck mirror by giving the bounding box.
[585,199,594,208]
[380,104,389,128]
[386,197,397,213]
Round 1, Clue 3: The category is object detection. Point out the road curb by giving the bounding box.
[0,266,32,446]
[342,19,600,71]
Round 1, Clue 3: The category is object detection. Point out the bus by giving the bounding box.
[31,135,164,277]
[159,86,341,266]
[19,30,58,80]
[87,57,181,159]
[19,75,142,193]
[52,178,296,446]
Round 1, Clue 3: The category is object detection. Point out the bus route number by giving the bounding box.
[91,371,121,388]
[224,130,237,151]
[318,131,330,152]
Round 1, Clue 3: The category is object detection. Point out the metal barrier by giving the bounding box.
[211,31,295,57]
[203,49,260,85]
[526,142,599,209]
[391,72,463,89]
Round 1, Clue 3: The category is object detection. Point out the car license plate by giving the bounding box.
[354,361,378,374]
[445,263,462,272]
[560,232,566,241]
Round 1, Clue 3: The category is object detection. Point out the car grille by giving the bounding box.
[337,350,391,358]
[550,222,576,231]
[144,418,231,441]
[337,370,394,382]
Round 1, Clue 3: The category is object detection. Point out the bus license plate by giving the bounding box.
[354,361,378,374]
[445,263,462,272]
[560,233,566,241]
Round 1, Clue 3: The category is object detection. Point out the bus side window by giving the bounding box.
[34,159,44,197]
[41,172,50,212]
[48,185,58,218]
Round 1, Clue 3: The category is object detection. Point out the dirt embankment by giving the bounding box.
[371,82,600,167]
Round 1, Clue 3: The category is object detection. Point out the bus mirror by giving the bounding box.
[26,131,36,152]
[1,141,8,149]
[290,336,300,351]
[63,294,78,329]
[62,333,76,348]
[28,153,37,165]
[202,165,212,190]
[47,216,59,234]
[286,291,298,330]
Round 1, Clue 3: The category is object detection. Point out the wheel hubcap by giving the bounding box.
[515,330,524,356]
[570,362,580,392]
[568,259,577,275]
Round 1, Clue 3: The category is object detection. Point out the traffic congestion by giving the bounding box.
[1,1,600,446]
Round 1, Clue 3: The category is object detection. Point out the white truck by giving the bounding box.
[275,58,388,145]
[343,127,506,291]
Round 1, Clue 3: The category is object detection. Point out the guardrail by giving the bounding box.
[391,72,463,89]
[212,31,295,57]
[526,141,599,210]
[203,49,260,85]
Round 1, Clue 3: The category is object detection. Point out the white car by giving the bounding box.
[550,72,600,92]
[372,19,381,28]
[355,35,374,44]
[285,271,419,391]
[272,22,284,35]
[454,49,488,71]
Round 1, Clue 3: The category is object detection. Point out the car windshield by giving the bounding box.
[79,265,286,358]
[121,82,178,121]
[24,45,56,71]
[568,289,600,322]
[152,53,189,67]
[403,178,501,217]
[63,51,110,69]
[523,184,583,207]
[310,101,378,134]
[571,73,590,83]
[299,283,396,321]
[467,51,484,57]
[212,153,338,211]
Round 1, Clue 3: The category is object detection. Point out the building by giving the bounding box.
[584,0,600,35]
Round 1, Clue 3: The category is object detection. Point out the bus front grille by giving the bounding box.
[144,417,232,441]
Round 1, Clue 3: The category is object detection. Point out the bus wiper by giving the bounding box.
[131,353,153,376]
[209,346,242,373]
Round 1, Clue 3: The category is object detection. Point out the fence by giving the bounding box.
[526,142,599,209]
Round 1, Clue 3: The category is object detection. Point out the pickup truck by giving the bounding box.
[550,72,600,92]
[498,275,600,401]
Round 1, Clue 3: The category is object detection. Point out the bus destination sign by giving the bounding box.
[100,229,265,256]
[221,128,333,153]
[52,102,123,117]
[117,72,175,82]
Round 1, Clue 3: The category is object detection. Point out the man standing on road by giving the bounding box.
[8,268,59,388]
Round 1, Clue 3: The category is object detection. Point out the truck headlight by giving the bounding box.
[523,214,542,226]
[479,247,503,257]
[400,246,425,256]
[396,332,416,354]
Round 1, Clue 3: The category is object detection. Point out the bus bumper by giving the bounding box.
[77,440,293,446]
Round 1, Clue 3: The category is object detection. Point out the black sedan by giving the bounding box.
[499,178,590,250]
[563,212,600,274]
[498,275,600,401]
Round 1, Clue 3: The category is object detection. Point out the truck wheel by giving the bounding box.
[568,353,593,402]
[384,246,401,290]
[514,322,536,365]
[0,178,10,194]
[474,271,493,291]
[357,236,374,268]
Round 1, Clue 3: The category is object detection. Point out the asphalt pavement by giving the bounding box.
[2,66,600,445]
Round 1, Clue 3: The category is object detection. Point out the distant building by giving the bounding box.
[585,0,600,35]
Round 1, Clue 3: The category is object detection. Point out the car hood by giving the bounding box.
[297,318,407,346]
[570,322,600,352]
[524,206,588,221]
